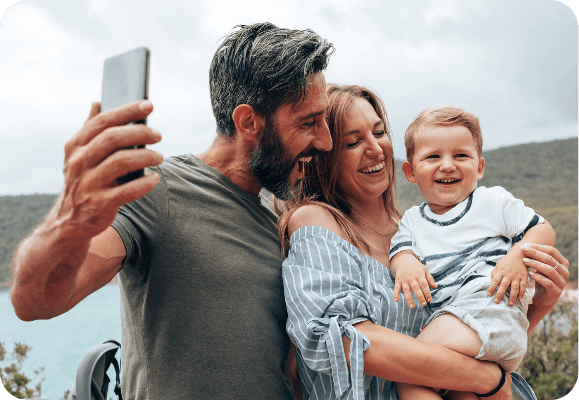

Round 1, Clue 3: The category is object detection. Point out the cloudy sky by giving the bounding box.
[0,0,577,196]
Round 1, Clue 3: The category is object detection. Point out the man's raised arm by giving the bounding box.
[11,100,163,321]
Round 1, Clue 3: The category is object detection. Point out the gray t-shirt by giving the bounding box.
[111,154,291,399]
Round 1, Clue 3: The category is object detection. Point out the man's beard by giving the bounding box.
[249,116,318,201]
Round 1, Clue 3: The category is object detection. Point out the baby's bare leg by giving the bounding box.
[446,390,480,400]
[396,313,483,400]
[395,381,442,399]
[417,313,482,357]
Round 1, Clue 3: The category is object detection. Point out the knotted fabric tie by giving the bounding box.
[309,316,370,399]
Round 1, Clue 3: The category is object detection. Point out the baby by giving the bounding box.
[389,106,555,399]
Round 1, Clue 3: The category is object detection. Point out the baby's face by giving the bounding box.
[402,124,485,215]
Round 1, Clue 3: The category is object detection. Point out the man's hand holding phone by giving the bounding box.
[60,99,163,240]
[56,46,161,240]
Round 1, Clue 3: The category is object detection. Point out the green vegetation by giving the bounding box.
[0,341,44,398]
[518,300,578,400]
[0,340,73,399]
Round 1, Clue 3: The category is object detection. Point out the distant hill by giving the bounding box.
[0,138,577,285]
[0,194,58,285]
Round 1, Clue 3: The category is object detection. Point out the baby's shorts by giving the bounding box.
[425,279,529,372]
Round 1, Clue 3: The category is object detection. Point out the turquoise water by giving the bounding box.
[0,284,121,400]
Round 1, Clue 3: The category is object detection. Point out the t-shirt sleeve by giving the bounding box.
[282,226,373,399]
[111,166,169,277]
[495,187,544,244]
[389,211,414,260]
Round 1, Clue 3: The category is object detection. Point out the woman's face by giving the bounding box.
[336,97,393,206]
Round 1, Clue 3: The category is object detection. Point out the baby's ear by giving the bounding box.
[477,157,485,180]
[402,161,417,183]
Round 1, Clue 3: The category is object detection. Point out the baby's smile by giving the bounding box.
[435,178,460,184]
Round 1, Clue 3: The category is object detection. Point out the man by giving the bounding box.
[11,23,332,399]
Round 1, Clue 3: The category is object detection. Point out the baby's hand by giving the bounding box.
[393,259,437,308]
[488,255,528,306]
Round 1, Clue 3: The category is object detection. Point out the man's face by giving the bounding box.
[250,72,332,200]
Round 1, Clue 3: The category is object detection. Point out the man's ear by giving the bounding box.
[402,160,417,183]
[232,104,265,143]
[477,156,485,180]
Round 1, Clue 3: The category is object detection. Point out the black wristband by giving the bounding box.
[476,365,507,398]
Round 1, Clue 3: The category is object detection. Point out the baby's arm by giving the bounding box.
[391,250,437,308]
[488,220,556,305]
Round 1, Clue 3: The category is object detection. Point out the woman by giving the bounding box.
[278,84,569,400]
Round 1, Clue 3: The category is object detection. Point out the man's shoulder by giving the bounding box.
[153,154,220,187]
[156,153,197,173]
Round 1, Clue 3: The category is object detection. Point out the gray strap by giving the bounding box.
[74,341,120,400]
[511,372,538,400]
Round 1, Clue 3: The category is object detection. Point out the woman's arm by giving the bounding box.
[521,243,569,334]
[284,343,303,400]
[344,321,508,397]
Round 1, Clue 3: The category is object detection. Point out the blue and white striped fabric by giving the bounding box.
[282,226,429,400]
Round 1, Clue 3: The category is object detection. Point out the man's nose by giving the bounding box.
[312,119,332,151]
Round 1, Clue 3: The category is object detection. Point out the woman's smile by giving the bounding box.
[359,161,385,174]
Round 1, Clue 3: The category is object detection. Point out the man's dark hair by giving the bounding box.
[209,22,334,137]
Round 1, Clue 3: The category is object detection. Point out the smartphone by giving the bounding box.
[101,46,150,185]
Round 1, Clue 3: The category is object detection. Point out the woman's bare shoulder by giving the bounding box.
[288,204,350,242]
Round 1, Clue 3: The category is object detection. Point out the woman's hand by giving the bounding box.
[522,243,569,307]
[521,243,569,333]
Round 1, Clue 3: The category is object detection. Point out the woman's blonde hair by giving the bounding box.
[277,84,401,255]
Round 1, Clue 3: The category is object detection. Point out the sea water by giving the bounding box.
[0,284,121,400]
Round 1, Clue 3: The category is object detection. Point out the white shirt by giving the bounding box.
[390,186,542,310]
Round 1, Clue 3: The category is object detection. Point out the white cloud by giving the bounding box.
[0,0,576,195]
[423,0,459,27]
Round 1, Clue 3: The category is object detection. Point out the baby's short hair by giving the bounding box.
[404,106,483,161]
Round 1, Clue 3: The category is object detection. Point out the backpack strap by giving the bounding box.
[72,340,122,400]
[104,340,122,400]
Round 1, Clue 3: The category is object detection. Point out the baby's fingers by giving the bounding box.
[426,270,437,289]
[519,279,527,300]
[402,284,416,309]
[412,281,429,307]
[508,281,520,306]
[394,282,402,303]
[487,273,502,297]
[494,279,510,304]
